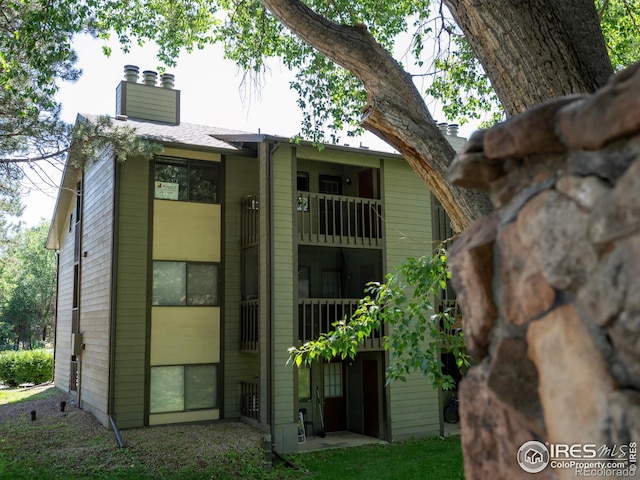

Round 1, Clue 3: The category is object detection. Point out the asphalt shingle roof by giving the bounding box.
[79,113,252,152]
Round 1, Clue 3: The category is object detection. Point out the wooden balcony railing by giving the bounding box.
[70,360,78,392]
[298,298,384,350]
[240,381,260,420]
[241,195,259,248]
[437,298,462,332]
[240,299,259,353]
[296,192,383,247]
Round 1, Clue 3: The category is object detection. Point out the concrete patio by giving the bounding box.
[297,431,388,452]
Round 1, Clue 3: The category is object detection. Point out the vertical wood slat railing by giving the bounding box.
[296,192,383,246]
[241,194,259,248]
[436,298,462,332]
[297,298,384,350]
[240,299,259,352]
[240,381,260,420]
[70,360,79,392]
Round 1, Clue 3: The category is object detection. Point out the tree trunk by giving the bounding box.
[259,0,613,230]
[444,0,613,115]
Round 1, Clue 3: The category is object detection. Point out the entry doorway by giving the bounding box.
[322,361,346,432]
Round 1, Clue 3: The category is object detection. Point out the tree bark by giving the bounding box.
[259,0,613,230]
[260,0,491,231]
[443,0,613,115]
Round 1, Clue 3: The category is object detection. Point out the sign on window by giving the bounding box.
[155,181,180,200]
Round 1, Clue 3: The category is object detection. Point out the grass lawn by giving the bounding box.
[0,385,464,479]
[283,437,464,480]
[0,384,57,404]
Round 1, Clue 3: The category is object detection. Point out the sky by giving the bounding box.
[20,34,477,227]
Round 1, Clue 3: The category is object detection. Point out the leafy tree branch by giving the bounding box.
[289,248,470,391]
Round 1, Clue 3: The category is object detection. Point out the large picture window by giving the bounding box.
[150,364,218,413]
[155,158,220,203]
[152,261,219,306]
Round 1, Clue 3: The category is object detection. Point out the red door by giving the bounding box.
[322,361,346,432]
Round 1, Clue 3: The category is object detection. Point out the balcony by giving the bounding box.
[241,195,259,249]
[296,192,383,247]
[70,360,78,392]
[240,299,259,353]
[298,298,384,350]
[240,381,260,420]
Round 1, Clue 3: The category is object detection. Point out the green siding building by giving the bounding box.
[47,65,460,453]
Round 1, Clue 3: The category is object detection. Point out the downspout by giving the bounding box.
[107,157,124,448]
[267,141,280,449]
[51,251,60,385]
[109,415,125,449]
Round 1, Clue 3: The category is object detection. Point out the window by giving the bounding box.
[152,261,219,306]
[154,158,220,203]
[322,269,341,298]
[297,172,309,191]
[319,175,342,195]
[150,364,218,413]
[298,367,311,401]
[298,266,310,299]
[324,362,343,398]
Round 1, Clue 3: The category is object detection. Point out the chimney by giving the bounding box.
[437,122,448,134]
[123,65,139,83]
[447,123,459,136]
[142,70,158,86]
[160,73,175,89]
[116,65,180,125]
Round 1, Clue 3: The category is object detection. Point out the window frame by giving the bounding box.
[152,260,220,306]
[323,362,343,398]
[154,157,220,204]
[150,364,219,414]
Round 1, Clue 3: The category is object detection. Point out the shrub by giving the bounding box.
[0,349,53,386]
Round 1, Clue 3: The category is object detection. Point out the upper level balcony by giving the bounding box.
[296,192,383,248]
[241,194,259,249]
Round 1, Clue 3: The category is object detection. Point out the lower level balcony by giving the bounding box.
[298,298,384,350]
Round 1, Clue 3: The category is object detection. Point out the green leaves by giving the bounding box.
[0,223,57,349]
[425,35,503,127]
[597,0,640,71]
[288,247,471,391]
[70,116,163,167]
[93,0,221,67]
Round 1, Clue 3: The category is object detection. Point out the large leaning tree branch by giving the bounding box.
[260,0,614,231]
[260,0,492,232]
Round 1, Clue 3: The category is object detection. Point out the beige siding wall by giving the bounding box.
[153,201,221,262]
[382,158,440,440]
[271,146,298,451]
[53,191,79,392]
[113,156,150,428]
[150,307,220,364]
[223,155,259,418]
[77,149,115,425]
[149,150,222,425]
